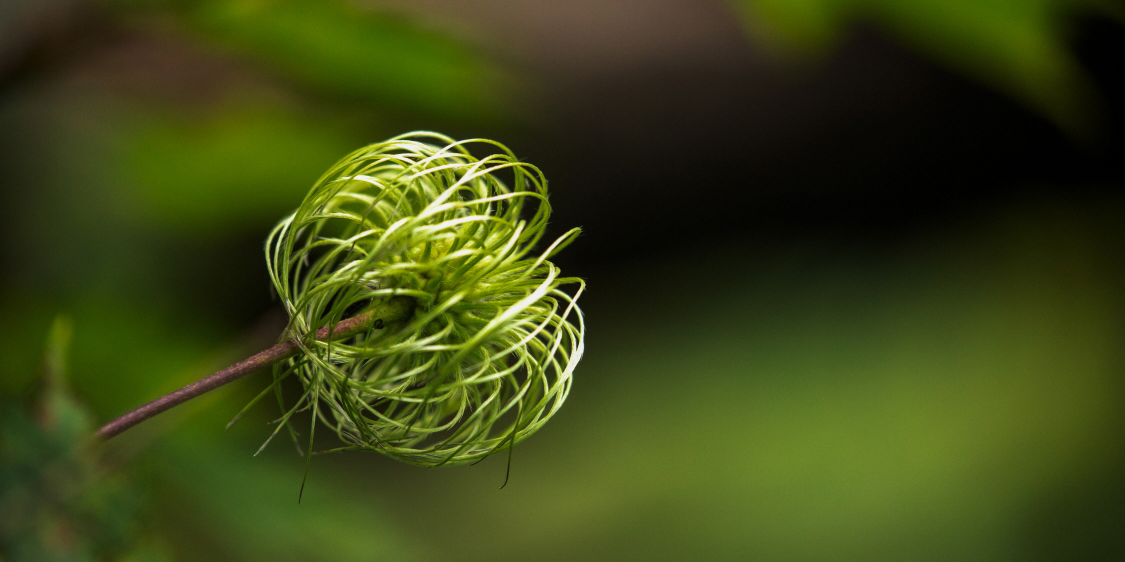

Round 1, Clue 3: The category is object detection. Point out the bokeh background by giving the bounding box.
[2,0,1125,560]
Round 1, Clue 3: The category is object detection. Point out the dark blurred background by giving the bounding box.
[2,0,1125,560]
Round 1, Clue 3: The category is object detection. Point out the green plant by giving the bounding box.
[98,132,585,482]
[728,0,1124,129]
[1,318,142,561]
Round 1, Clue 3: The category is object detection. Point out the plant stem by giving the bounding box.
[96,298,413,440]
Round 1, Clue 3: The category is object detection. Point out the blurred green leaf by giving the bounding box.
[122,102,360,231]
[163,0,506,121]
[729,0,1113,128]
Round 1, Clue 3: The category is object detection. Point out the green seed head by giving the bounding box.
[262,132,585,467]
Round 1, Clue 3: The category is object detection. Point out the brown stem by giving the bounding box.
[96,298,413,440]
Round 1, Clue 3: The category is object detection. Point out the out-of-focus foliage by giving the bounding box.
[123,102,359,231]
[113,0,506,120]
[728,0,1123,127]
[153,435,424,562]
[0,318,148,561]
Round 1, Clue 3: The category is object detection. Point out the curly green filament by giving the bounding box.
[264,131,585,468]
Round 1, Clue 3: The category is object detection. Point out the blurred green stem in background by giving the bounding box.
[1,317,145,561]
